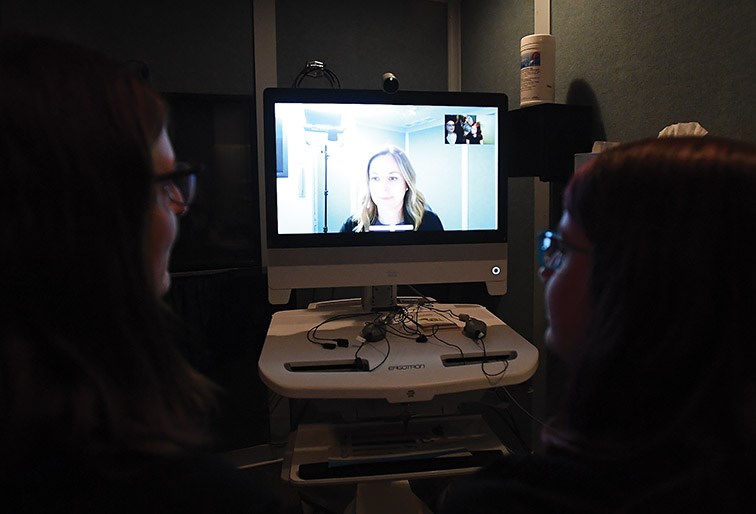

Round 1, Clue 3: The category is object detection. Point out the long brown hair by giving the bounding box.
[547,136,756,458]
[352,146,428,231]
[0,34,214,464]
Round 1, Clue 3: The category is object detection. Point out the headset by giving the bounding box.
[360,321,387,342]
[459,313,487,340]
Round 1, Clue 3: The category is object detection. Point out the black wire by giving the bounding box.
[382,307,426,340]
[292,61,341,88]
[426,304,464,323]
[495,385,554,432]
[415,301,507,378]
[414,303,464,330]
[406,284,435,305]
[475,336,509,378]
[385,324,420,340]
[431,326,465,357]
[498,395,531,451]
[490,399,533,454]
[398,302,464,355]
[306,311,374,347]
[354,335,390,371]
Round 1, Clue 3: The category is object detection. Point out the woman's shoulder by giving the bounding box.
[419,209,443,230]
[340,216,358,232]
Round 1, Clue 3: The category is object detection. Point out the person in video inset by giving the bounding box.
[340,146,443,232]
[0,34,278,513]
[439,136,756,514]
[465,121,483,144]
[445,116,465,144]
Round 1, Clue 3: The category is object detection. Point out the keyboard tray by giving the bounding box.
[297,449,502,480]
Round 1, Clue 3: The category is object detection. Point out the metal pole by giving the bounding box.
[323,144,329,233]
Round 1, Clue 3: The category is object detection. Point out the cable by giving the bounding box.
[498,403,532,453]
[460,399,532,454]
[406,284,435,305]
[354,335,390,371]
[306,311,374,348]
[476,337,508,378]
[383,307,426,340]
[495,386,554,432]
[292,60,341,88]
[430,327,464,357]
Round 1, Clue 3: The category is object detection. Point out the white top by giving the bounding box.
[258,302,539,403]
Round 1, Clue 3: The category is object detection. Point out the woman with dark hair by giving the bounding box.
[465,121,483,144]
[340,146,443,232]
[0,35,276,512]
[440,136,756,513]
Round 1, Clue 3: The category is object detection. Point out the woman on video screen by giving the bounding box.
[340,146,443,232]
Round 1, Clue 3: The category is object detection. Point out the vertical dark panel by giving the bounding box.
[164,93,261,272]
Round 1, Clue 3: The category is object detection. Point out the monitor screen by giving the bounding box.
[263,87,509,308]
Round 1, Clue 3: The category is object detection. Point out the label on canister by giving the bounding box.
[520,34,555,107]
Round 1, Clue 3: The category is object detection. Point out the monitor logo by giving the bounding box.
[388,364,426,371]
[406,390,416,398]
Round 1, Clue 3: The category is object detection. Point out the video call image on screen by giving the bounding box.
[273,102,500,236]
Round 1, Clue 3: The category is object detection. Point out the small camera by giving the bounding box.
[381,72,399,94]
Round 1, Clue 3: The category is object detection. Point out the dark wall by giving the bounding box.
[462,0,756,143]
[275,0,448,91]
[555,1,755,143]
[0,0,255,94]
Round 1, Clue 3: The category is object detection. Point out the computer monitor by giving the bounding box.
[263,87,509,309]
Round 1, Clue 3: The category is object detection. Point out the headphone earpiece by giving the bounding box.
[462,317,487,340]
[360,321,387,342]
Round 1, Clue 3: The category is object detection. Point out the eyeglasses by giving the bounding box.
[537,230,592,271]
[155,162,200,216]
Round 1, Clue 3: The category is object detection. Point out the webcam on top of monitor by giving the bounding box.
[381,72,399,94]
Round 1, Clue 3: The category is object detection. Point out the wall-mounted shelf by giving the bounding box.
[507,103,592,182]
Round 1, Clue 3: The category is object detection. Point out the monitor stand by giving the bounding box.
[360,285,397,311]
[305,288,432,314]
